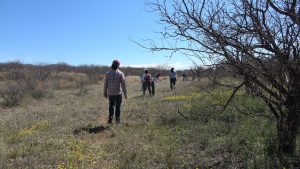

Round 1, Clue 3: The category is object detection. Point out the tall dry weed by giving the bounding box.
[0,81,26,107]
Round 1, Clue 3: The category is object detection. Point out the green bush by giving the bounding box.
[30,89,46,100]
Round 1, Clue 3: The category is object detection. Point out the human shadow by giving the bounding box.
[73,124,108,135]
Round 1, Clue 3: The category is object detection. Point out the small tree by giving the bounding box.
[6,61,25,80]
[0,81,25,107]
[145,0,300,154]
[33,65,51,82]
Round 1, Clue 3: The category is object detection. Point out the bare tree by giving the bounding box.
[145,0,300,154]
[6,61,25,80]
[32,65,51,82]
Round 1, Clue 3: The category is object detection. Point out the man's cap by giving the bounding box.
[112,60,120,67]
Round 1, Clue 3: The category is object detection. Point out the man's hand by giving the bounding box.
[124,94,128,99]
[104,94,107,98]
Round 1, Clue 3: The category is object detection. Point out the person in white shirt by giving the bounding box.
[103,60,127,124]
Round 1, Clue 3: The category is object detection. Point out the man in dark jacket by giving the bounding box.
[169,67,177,90]
[103,60,127,124]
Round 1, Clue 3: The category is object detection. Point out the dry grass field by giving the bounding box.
[0,75,194,168]
[0,74,299,168]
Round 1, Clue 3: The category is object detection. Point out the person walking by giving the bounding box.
[150,72,164,96]
[182,71,187,81]
[169,67,177,90]
[142,70,152,96]
[140,69,146,91]
[103,60,127,124]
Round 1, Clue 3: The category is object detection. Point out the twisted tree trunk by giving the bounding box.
[278,86,300,153]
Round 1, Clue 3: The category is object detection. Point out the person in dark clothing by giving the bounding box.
[142,70,152,96]
[150,72,164,96]
[140,69,147,91]
[182,71,187,81]
[103,60,127,124]
[169,67,177,90]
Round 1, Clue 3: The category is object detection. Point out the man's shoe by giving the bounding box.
[108,118,112,124]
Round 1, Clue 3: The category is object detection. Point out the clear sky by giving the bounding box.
[0,0,196,70]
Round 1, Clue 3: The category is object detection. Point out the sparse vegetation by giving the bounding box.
[145,0,300,155]
[0,81,25,107]
[0,63,298,168]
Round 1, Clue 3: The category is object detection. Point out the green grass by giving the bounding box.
[0,76,299,168]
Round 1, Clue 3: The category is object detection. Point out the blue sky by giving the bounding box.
[0,0,196,69]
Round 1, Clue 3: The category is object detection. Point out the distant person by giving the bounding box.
[140,69,147,82]
[192,71,196,81]
[169,67,177,90]
[142,70,152,96]
[140,69,147,90]
[103,60,127,124]
[182,71,187,81]
[150,72,166,96]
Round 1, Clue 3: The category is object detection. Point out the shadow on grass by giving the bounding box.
[73,125,108,135]
[132,95,145,99]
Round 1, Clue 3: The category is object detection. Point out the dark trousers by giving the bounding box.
[170,78,177,90]
[143,82,152,95]
[108,95,122,121]
[150,82,155,95]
